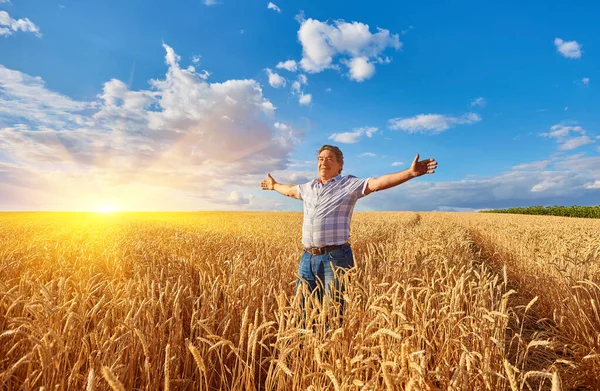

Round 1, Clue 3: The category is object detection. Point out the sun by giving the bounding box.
[95,205,118,213]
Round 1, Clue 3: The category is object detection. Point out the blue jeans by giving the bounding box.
[295,243,354,327]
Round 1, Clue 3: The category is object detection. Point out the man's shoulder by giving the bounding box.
[340,174,366,182]
[299,178,318,190]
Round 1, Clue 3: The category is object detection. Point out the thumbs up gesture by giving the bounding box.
[260,173,277,190]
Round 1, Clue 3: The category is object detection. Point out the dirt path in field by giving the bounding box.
[464,227,593,391]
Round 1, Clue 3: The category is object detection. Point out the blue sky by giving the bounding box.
[1,0,599,212]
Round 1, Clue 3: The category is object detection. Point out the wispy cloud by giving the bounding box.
[512,160,550,171]
[0,10,41,38]
[358,154,600,212]
[328,126,377,144]
[391,161,404,167]
[554,37,582,59]
[540,123,595,151]
[359,152,376,157]
[388,112,481,134]
[559,136,594,150]
[470,97,486,108]
[267,2,281,12]
[290,74,311,105]
[585,180,600,189]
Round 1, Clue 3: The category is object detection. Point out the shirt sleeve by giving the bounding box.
[297,182,311,200]
[347,176,372,199]
[296,184,303,200]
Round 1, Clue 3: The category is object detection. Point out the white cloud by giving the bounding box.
[541,124,584,138]
[196,70,210,80]
[512,160,550,171]
[299,93,312,105]
[329,131,361,144]
[363,126,377,137]
[202,0,220,5]
[226,191,252,204]
[290,74,310,105]
[540,124,594,151]
[290,74,308,94]
[530,178,561,192]
[0,44,302,210]
[357,154,600,212]
[564,106,569,111]
[0,0,11,4]
[470,97,486,108]
[328,126,377,144]
[391,161,404,167]
[276,60,297,72]
[325,87,332,92]
[582,77,590,86]
[0,10,41,38]
[559,136,594,150]
[291,74,307,92]
[584,180,600,189]
[265,68,286,88]
[554,37,582,59]
[267,2,281,12]
[192,55,201,64]
[297,18,401,80]
[0,65,90,127]
[274,122,288,130]
[359,152,376,157]
[344,56,375,82]
[388,112,481,134]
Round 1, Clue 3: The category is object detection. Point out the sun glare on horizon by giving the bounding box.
[95,205,119,213]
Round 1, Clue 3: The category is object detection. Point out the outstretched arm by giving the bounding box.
[365,154,437,195]
[260,173,301,199]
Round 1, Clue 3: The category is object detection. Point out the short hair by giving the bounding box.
[317,145,344,174]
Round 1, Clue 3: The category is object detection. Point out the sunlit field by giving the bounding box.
[1,212,599,390]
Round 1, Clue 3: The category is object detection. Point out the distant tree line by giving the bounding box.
[479,205,600,218]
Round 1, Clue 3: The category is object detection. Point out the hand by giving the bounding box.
[260,173,276,190]
[409,154,437,177]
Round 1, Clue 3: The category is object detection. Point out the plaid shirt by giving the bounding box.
[297,174,371,248]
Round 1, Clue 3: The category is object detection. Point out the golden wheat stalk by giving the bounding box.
[101,366,125,391]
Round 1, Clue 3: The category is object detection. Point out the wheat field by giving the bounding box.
[1,211,599,390]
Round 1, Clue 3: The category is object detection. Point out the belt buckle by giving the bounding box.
[307,247,323,255]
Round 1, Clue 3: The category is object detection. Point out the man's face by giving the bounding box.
[318,150,342,179]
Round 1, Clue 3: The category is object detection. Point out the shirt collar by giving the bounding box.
[315,174,342,185]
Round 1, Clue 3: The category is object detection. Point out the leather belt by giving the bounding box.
[304,243,348,255]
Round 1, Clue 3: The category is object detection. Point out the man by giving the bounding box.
[260,145,437,323]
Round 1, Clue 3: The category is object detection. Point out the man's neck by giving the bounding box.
[319,174,339,185]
